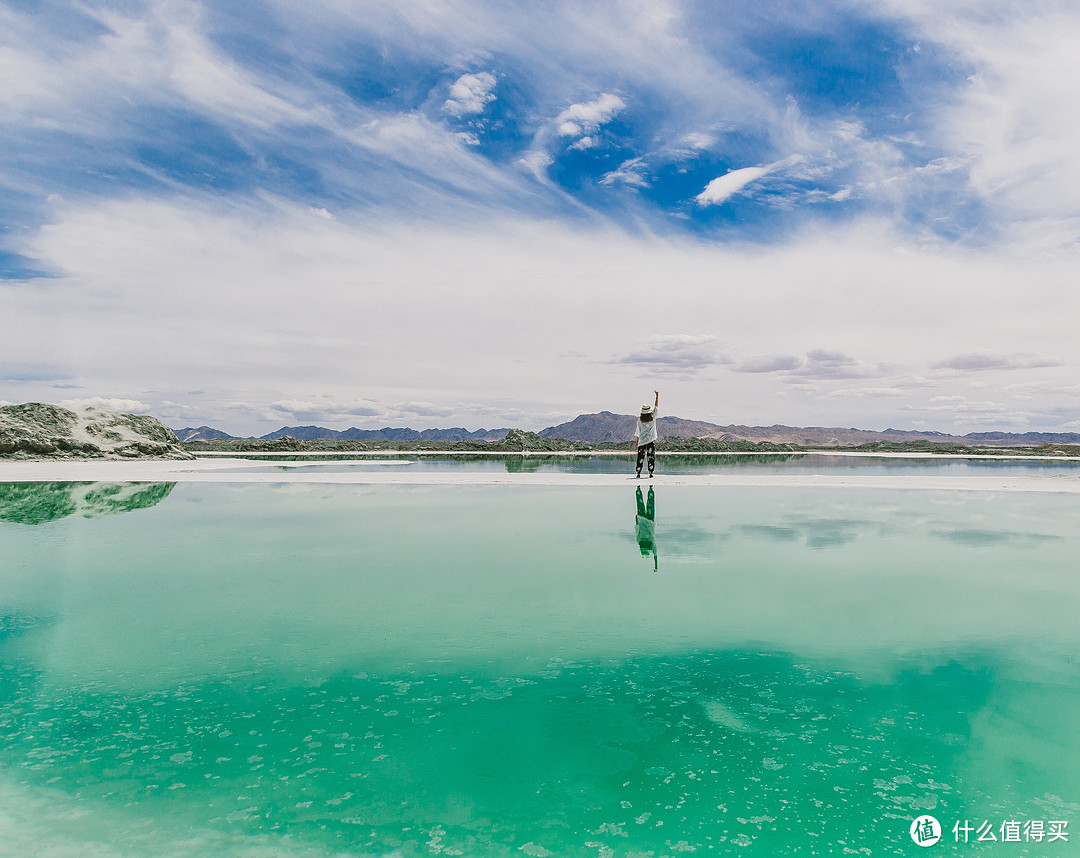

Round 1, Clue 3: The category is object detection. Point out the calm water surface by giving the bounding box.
[207,452,1080,479]
[0,477,1078,856]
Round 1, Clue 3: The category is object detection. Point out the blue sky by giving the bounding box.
[2,0,1079,433]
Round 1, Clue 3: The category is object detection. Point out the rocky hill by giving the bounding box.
[0,403,193,459]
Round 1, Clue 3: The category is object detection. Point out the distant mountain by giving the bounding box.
[174,426,236,442]
[537,411,635,443]
[173,414,1080,448]
[962,431,1080,445]
[258,425,346,441]
[537,412,1080,447]
[259,425,510,442]
[539,411,728,444]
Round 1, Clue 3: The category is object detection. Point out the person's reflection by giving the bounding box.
[635,485,658,572]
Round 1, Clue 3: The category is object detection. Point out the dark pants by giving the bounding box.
[636,442,655,475]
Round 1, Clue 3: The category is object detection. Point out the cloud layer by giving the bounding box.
[2,1,1080,432]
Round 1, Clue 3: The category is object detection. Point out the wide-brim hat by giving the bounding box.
[640,404,654,415]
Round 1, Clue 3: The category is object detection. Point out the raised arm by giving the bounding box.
[654,390,659,410]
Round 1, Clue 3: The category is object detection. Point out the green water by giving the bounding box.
[0,481,1078,856]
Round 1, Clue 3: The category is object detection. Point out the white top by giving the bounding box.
[636,415,658,446]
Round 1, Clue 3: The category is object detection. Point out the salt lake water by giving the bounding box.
[204,452,1080,478]
[1,469,1078,856]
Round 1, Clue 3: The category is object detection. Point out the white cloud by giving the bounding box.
[915,156,971,177]
[680,131,715,150]
[601,157,649,187]
[59,397,153,414]
[6,194,1080,435]
[556,93,626,139]
[442,71,496,117]
[568,135,598,151]
[518,150,554,179]
[696,166,771,206]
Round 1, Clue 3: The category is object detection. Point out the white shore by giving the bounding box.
[1,456,1079,493]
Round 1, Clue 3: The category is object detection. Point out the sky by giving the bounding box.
[2,0,1080,435]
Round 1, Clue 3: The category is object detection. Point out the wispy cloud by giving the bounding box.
[903,396,1013,423]
[269,398,381,422]
[931,352,1064,372]
[732,354,803,374]
[613,334,729,375]
[868,0,1080,244]
[393,401,457,418]
[790,349,882,381]
[0,362,73,383]
[825,387,908,399]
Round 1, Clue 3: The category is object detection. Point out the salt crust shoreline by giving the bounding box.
[2,456,1080,493]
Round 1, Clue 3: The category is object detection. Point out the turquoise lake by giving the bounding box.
[1,473,1078,856]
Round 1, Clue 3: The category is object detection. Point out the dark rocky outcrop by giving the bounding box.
[0,403,193,460]
[490,428,580,452]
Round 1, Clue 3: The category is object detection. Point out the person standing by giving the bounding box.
[633,390,659,478]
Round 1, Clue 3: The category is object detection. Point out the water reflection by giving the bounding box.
[502,455,545,473]
[634,485,658,571]
[0,481,176,525]
[210,451,1080,478]
[0,482,1078,855]
[932,527,1063,548]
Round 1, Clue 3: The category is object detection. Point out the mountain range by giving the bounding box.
[174,425,509,443]
[174,412,1080,447]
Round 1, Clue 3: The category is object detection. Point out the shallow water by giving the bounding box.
[1,479,1078,856]
[206,452,1080,479]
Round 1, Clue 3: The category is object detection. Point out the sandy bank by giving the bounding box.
[1,457,1080,493]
